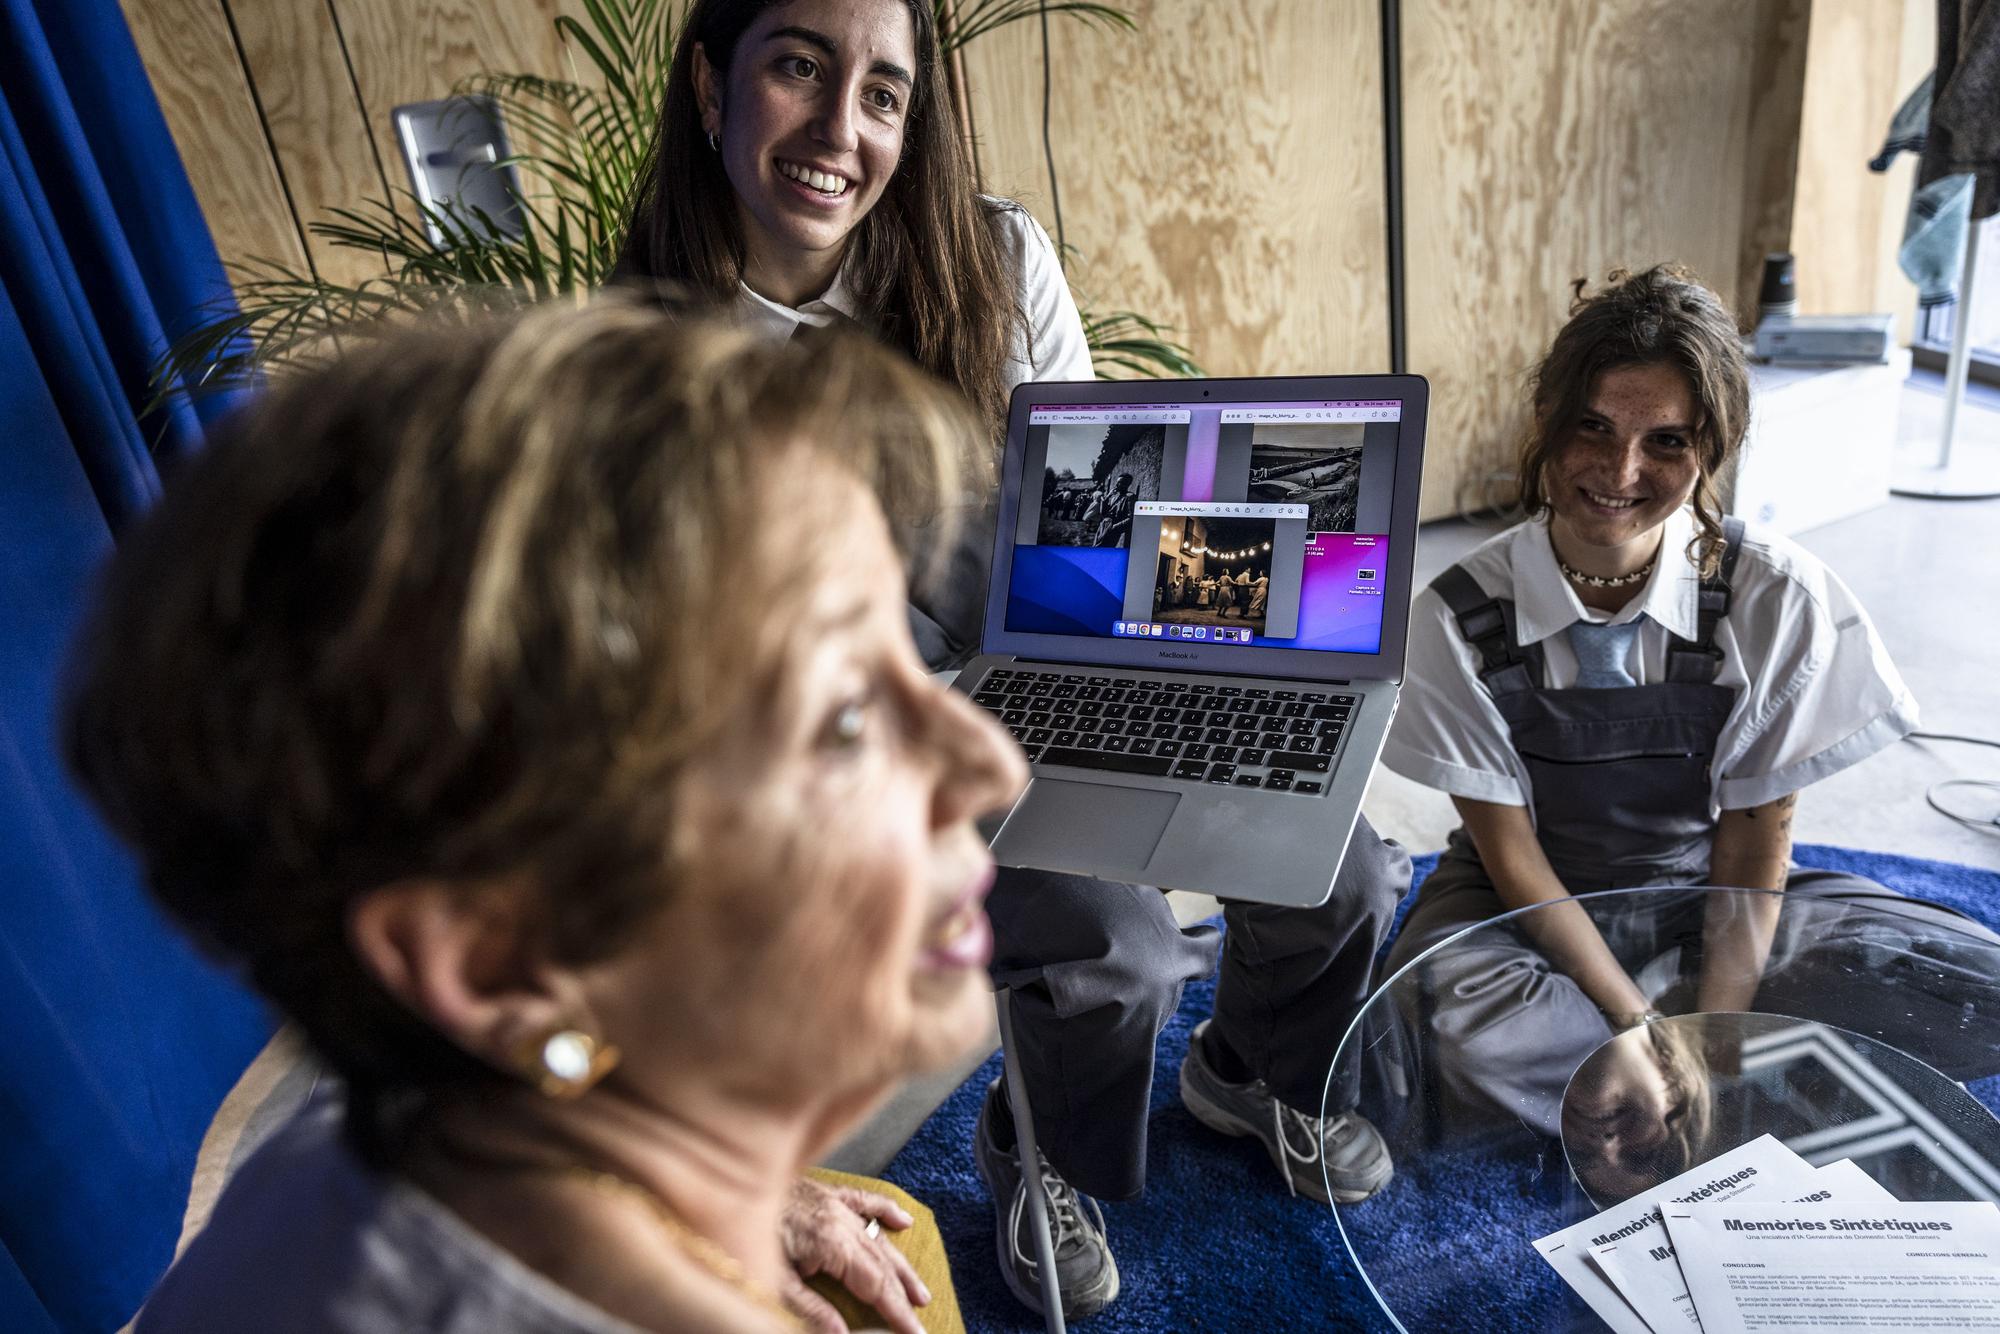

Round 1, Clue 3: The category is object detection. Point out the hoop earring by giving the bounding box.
[519,1026,621,1099]
[706,130,720,153]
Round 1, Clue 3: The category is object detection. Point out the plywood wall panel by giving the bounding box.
[1401,0,1770,518]
[326,0,572,230]
[226,0,574,286]
[1737,0,1812,319]
[960,0,1389,384]
[229,0,388,287]
[120,0,308,277]
[1788,0,1923,323]
[1781,0,1934,339]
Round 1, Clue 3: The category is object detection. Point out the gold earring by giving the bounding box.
[519,1026,621,1099]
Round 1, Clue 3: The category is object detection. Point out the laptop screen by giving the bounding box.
[1001,396,1406,656]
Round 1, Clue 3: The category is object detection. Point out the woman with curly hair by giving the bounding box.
[1380,264,1999,1140]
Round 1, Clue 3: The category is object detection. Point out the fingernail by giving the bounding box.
[916,1281,932,1304]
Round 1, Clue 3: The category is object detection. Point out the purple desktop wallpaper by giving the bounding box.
[1267,534,1387,653]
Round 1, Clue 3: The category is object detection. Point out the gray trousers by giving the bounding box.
[987,817,1410,1200]
[1384,840,2000,1137]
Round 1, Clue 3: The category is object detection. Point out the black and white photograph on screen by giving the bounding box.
[1152,515,1273,635]
[1247,423,1363,534]
[1037,423,1164,548]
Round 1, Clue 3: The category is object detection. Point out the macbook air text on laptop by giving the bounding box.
[956,375,1428,908]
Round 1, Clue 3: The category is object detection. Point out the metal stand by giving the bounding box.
[1894,220,2000,497]
[995,989,1067,1334]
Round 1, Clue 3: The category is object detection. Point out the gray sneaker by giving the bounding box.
[1178,1020,1393,1204]
[972,1080,1121,1320]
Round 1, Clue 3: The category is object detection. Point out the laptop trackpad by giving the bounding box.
[995,779,1179,878]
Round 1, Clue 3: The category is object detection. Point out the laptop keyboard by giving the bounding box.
[968,666,1352,797]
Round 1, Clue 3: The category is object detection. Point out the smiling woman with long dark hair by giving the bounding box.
[615,0,1084,434]
[611,10,1422,1325]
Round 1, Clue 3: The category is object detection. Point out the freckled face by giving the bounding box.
[595,465,1026,1109]
[697,0,919,288]
[1547,362,1703,562]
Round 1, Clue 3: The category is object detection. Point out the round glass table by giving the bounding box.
[1322,885,2000,1332]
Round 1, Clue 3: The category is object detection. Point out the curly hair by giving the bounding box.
[1516,264,1749,576]
[63,299,984,1159]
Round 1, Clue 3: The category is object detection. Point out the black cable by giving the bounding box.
[325,0,396,207]
[1926,780,2000,836]
[1905,732,2000,834]
[219,0,323,286]
[1037,0,1066,259]
[1909,731,2000,750]
[1379,0,1405,374]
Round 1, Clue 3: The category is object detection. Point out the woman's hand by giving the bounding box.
[779,1175,930,1334]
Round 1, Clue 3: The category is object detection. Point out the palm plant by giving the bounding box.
[938,0,1127,50]
[151,0,1196,409]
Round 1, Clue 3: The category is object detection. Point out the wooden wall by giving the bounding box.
[1735,0,1814,321]
[128,0,1930,520]
[1788,0,1934,331]
[122,0,571,288]
[963,0,1868,519]
[958,0,1390,384]
[1399,0,1786,517]
[122,0,307,276]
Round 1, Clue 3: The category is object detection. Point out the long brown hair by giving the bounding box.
[1516,265,1749,576]
[616,0,1025,429]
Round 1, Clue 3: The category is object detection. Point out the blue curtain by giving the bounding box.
[1,2,276,1331]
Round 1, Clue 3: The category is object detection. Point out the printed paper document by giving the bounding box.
[1589,1159,1892,1331]
[1532,1135,1817,1334]
[1663,1200,2000,1334]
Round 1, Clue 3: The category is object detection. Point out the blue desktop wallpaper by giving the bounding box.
[1003,545,1128,636]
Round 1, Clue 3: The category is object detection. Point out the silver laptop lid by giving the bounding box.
[979,374,1429,683]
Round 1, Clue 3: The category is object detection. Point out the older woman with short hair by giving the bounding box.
[67,300,1024,1332]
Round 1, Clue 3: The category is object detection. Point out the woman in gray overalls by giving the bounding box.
[1379,265,2000,1141]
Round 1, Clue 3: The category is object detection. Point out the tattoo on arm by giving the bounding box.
[1743,793,1797,825]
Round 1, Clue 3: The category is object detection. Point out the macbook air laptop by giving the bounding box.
[955,374,1428,908]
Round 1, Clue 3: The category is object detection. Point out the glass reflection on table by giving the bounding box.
[1560,1012,2000,1212]
[1323,886,2000,1333]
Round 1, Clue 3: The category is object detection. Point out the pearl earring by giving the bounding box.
[520,1026,620,1099]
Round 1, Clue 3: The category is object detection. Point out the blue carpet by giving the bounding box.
[881,844,2000,1332]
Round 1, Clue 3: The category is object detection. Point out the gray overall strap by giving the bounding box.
[1663,516,1746,685]
[1430,565,1543,696]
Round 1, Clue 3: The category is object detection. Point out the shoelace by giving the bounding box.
[1269,1097,1356,1200]
[1007,1153,1108,1271]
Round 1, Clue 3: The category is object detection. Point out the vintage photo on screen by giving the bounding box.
[1152,515,1274,635]
[1037,423,1165,548]
[1248,424,1362,534]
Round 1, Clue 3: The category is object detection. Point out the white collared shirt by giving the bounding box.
[730,199,1091,670]
[1382,507,1918,815]
[731,200,1093,391]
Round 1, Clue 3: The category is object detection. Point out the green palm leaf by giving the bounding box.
[935,0,1134,52]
